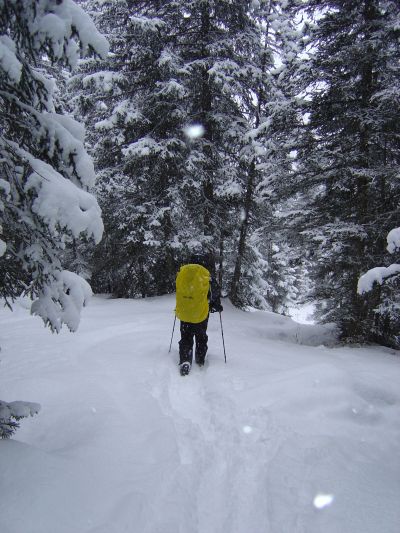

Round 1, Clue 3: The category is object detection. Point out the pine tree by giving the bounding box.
[295,0,400,342]
[0,0,107,438]
[230,0,305,310]
[71,1,190,296]
[76,0,286,299]
[0,0,108,330]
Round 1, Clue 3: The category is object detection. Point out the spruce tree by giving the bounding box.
[0,0,107,438]
[0,0,108,330]
[295,0,400,342]
[76,0,282,298]
[230,0,305,310]
[71,1,190,296]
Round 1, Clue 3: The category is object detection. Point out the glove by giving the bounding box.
[211,302,223,313]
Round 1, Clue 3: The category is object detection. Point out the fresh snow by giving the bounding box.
[40,111,97,188]
[24,153,103,243]
[83,71,123,93]
[47,113,86,144]
[358,226,400,294]
[0,35,22,83]
[33,0,109,68]
[0,400,41,420]
[122,137,162,158]
[358,264,400,294]
[31,271,93,333]
[1,295,399,533]
[387,227,400,253]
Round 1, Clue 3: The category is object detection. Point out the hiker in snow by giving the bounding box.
[175,252,223,376]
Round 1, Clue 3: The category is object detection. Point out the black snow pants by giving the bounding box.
[179,317,208,366]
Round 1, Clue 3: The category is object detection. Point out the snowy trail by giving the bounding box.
[1,295,400,533]
[151,358,276,533]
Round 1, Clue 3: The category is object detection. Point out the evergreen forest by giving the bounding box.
[1,0,400,347]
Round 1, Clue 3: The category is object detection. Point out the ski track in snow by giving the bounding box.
[1,295,400,533]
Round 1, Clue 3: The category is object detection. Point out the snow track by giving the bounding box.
[1,295,399,533]
[151,357,279,533]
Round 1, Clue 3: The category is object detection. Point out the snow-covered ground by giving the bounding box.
[1,295,399,533]
[288,302,316,325]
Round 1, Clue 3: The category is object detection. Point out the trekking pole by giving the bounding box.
[219,312,227,363]
[168,315,177,353]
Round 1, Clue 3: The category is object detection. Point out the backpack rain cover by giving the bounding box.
[175,264,210,323]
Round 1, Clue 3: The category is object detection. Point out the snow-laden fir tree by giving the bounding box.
[68,0,137,295]
[294,0,400,343]
[74,0,290,299]
[70,0,190,296]
[0,0,107,436]
[229,0,306,310]
[0,0,108,330]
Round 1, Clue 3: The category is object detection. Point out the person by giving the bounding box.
[175,252,223,376]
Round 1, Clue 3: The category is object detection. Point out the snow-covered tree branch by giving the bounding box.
[358,227,400,294]
[0,400,41,439]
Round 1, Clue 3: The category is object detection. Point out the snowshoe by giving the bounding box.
[180,362,191,376]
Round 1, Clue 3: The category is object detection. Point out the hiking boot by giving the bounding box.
[195,352,206,366]
[179,362,191,376]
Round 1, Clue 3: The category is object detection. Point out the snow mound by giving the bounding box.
[228,300,338,347]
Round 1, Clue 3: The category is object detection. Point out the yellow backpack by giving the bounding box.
[175,264,210,323]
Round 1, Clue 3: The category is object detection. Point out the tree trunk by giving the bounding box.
[229,10,271,306]
[230,161,256,306]
[346,0,378,339]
